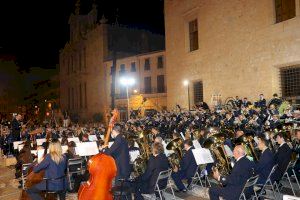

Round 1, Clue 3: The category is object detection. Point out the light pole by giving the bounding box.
[183,80,190,111]
[120,77,135,120]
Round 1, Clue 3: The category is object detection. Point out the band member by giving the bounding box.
[104,125,131,182]
[256,94,266,108]
[134,142,169,200]
[292,129,300,180]
[242,97,251,107]
[171,139,197,192]
[11,113,22,142]
[27,140,67,200]
[254,136,275,184]
[209,145,255,200]
[272,132,292,183]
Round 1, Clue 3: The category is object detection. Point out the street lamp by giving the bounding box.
[183,80,190,111]
[120,77,135,120]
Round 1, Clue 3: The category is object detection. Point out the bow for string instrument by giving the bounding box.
[19,129,52,200]
[78,109,119,200]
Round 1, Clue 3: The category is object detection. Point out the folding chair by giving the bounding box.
[255,164,278,200]
[189,165,210,190]
[142,169,176,200]
[21,163,32,189]
[278,161,298,196]
[43,175,66,200]
[239,175,259,200]
[289,161,300,190]
[67,157,83,190]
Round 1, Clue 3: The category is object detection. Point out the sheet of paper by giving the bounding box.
[224,145,233,157]
[193,140,202,149]
[108,142,114,148]
[129,150,140,163]
[62,145,68,154]
[18,144,24,151]
[36,138,46,146]
[134,142,139,148]
[31,150,37,156]
[162,141,174,156]
[75,142,99,156]
[180,132,185,140]
[192,148,214,165]
[37,149,45,163]
[68,137,80,143]
[13,141,23,149]
[88,135,98,142]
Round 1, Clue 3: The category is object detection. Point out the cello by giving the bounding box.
[78,109,119,200]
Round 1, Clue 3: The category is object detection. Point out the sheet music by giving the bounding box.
[13,141,23,149]
[37,149,44,163]
[129,150,140,163]
[180,132,185,140]
[31,150,37,156]
[88,135,98,142]
[193,140,202,149]
[68,137,80,143]
[162,141,174,156]
[75,142,99,156]
[36,138,46,146]
[283,195,300,200]
[134,142,139,148]
[18,144,24,151]
[224,145,233,157]
[61,145,68,154]
[192,148,214,165]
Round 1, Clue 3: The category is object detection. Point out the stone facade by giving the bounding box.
[164,0,300,110]
[104,51,167,120]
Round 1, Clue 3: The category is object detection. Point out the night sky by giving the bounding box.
[0,0,164,69]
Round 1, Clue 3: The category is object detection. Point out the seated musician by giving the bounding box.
[271,132,292,183]
[292,129,300,181]
[171,139,197,192]
[27,139,67,200]
[103,125,131,183]
[209,145,255,200]
[254,136,275,184]
[134,142,169,200]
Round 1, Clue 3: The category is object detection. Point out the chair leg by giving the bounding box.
[169,180,176,200]
[286,173,296,196]
[292,169,300,190]
[271,183,277,199]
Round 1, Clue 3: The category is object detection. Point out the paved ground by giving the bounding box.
[0,156,298,200]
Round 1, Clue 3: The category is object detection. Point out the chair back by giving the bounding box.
[22,163,32,176]
[239,175,259,199]
[155,169,172,190]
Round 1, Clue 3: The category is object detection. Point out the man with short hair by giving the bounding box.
[255,136,275,184]
[11,113,22,142]
[292,129,300,180]
[209,145,255,200]
[171,139,197,192]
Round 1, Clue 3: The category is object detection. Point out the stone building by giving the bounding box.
[164,0,300,110]
[59,3,164,121]
[104,50,167,120]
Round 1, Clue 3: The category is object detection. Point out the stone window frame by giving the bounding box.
[183,6,200,54]
[272,0,300,24]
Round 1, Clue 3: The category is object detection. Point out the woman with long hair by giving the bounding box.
[27,139,67,200]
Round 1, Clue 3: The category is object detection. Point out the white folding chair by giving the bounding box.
[142,169,176,200]
[189,165,211,190]
[278,161,298,196]
[239,175,259,200]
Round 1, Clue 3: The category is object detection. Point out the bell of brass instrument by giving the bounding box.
[234,135,258,161]
[166,138,183,169]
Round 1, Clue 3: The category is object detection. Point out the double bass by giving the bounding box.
[78,109,119,200]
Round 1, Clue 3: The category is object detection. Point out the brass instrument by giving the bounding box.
[166,138,183,169]
[234,135,258,161]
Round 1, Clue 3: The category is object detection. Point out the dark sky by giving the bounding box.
[0,0,164,69]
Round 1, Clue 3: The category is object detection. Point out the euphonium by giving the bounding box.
[166,138,183,169]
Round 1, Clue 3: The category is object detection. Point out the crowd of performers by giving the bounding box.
[0,93,299,199]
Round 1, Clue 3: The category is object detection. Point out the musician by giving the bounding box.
[104,125,131,182]
[254,136,275,184]
[27,140,67,200]
[11,113,22,142]
[171,139,197,192]
[209,145,255,200]
[269,114,281,130]
[272,132,292,183]
[292,129,300,181]
[256,94,266,108]
[234,96,243,108]
[242,97,251,107]
[134,142,169,200]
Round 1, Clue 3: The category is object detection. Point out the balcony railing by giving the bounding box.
[115,86,167,99]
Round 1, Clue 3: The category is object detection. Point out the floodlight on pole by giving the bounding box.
[183,80,190,111]
[119,77,136,120]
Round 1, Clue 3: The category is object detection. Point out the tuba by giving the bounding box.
[166,138,183,169]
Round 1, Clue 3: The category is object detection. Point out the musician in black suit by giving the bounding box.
[171,139,198,192]
[255,136,275,184]
[11,113,22,142]
[104,125,131,182]
[209,145,255,200]
[272,132,292,182]
[292,129,300,180]
[134,142,169,200]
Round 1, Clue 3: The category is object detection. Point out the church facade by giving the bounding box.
[164,0,300,110]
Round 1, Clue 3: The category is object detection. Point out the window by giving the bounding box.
[280,66,300,98]
[157,56,163,69]
[144,77,152,94]
[275,0,296,23]
[193,81,203,104]
[131,62,136,72]
[157,75,165,93]
[144,58,150,70]
[189,19,199,51]
[119,64,126,74]
[79,83,82,108]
